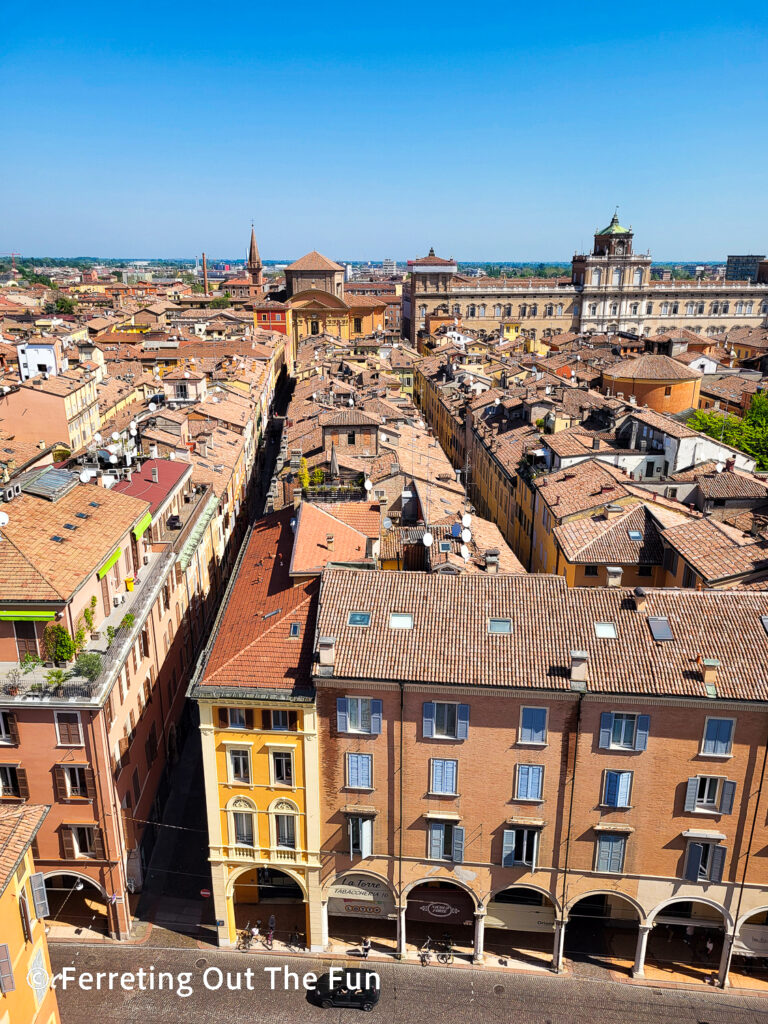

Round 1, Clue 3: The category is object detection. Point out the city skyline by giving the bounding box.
[3,1,767,259]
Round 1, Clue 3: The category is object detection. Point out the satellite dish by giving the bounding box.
[461,528,472,543]
[348,398,354,406]
[148,402,157,412]
[129,421,137,430]
[184,371,190,378]
[111,431,120,441]
[364,479,372,491]
[494,397,501,406]
[382,517,393,530]
[460,544,470,561]
[93,432,102,443]
[169,451,176,460]
[108,443,119,454]
[109,454,118,464]
[381,432,388,442]
[129,427,137,436]
[312,393,317,401]
[422,531,434,548]
[79,470,91,483]
[0,511,8,527]
[462,513,472,528]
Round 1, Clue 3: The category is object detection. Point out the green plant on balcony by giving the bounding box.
[83,595,97,633]
[106,625,117,647]
[74,625,87,654]
[310,467,324,486]
[120,612,135,631]
[73,652,102,683]
[20,652,42,674]
[44,668,69,692]
[43,623,76,664]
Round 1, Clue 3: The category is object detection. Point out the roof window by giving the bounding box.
[348,611,371,627]
[289,623,301,638]
[488,618,512,634]
[594,622,617,639]
[648,615,674,641]
[627,530,643,542]
[389,612,413,630]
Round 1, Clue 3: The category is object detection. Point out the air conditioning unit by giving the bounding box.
[3,488,14,503]
[113,596,121,608]
[143,553,150,565]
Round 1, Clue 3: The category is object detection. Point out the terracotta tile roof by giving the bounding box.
[286,251,344,272]
[554,503,665,565]
[312,501,381,537]
[408,252,457,267]
[536,460,631,519]
[624,407,698,439]
[289,502,371,576]
[0,805,49,897]
[603,354,702,382]
[200,508,317,693]
[699,375,759,402]
[112,458,191,513]
[315,569,768,700]
[694,468,768,500]
[319,409,380,428]
[0,483,149,602]
[663,517,768,583]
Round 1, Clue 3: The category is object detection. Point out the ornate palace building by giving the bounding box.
[402,214,768,346]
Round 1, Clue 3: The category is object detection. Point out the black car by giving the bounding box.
[312,968,381,1012]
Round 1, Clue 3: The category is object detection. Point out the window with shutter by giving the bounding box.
[520,707,547,745]
[702,718,734,755]
[0,711,18,745]
[30,872,50,919]
[0,942,14,993]
[56,711,82,746]
[595,835,625,873]
[347,753,372,789]
[431,759,458,794]
[360,817,373,859]
[516,764,544,800]
[604,770,632,808]
[19,891,32,941]
[451,825,465,863]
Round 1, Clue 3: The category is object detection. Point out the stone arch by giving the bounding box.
[737,905,768,931]
[647,896,731,930]
[268,796,299,814]
[566,888,646,924]
[227,794,257,811]
[226,862,308,901]
[322,867,394,901]
[487,882,561,915]
[403,876,481,909]
[42,870,107,898]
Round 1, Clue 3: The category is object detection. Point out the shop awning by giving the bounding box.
[179,496,219,570]
[132,511,152,540]
[0,610,56,621]
[97,547,122,579]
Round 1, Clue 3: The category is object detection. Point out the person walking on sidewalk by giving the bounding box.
[361,937,371,959]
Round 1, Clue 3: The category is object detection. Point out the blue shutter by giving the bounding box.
[423,702,435,738]
[684,777,699,813]
[529,765,543,799]
[429,823,444,859]
[518,764,530,799]
[360,755,372,789]
[432,759,444,793]
[703,719,718,753]
[605,771,619,807]
[685,842,703,881]
[452,825,465,863]
[348,754,360,788]
[444,760,457,794]
[336,698,348,733]
[533,709,547,743]
[370,700,383,735]
[710,844,726,883]
[456,704,470,740]
[599,713,613,749]
[502,829,516,867]
[720,780,736,815]
[609,836,624,872]
[617,772,632,808]
[596,837,612,872]
[520,710,532,743]
[348,817,355,858]
[30,872,49,918]
[635,715,650,751]
[716,719,733,754]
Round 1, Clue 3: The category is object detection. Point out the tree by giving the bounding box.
[49,295,77,315]
[310,467,324,486]
[297,457,309,489]
[687,392,768,471]
[210,292,231,309]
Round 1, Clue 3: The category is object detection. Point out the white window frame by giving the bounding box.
[0,712,10,744]
[696,775,722,810]
[701,716,735,757]
[609,712,637,750]
[72,825,96,858]
[228,708,247,729]
[389,612,413,630]
[508,827,539,867]
[232,810,256,847]
[269,747,295,787]
[65,765,88,798]
[594,622,617,639]
[430,757,458,795]
[346,696,374,734]
[226,746,252,785]
[515,763,544,802]
[433,701,459,739]
[55,710,83,747]
[594,833,626,874]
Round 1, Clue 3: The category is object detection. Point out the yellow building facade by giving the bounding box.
[0,805,61,1024]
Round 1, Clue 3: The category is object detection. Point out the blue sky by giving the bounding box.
[2,1,766,261]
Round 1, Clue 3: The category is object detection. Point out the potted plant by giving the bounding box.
[20,652,42,674]
[4,667,21,696]
[43,623,76,666]
[119,612,135,631]
[73,652,102,683]
[44,667,68,695]
[83,595,97,635]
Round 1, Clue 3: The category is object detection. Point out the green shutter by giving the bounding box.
[97,547,122,579]
[132,511,152,540]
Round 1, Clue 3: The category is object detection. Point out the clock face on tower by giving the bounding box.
[615,243,625,255]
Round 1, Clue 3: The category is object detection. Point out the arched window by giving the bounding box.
[529,304,538,316]
[504,304,512,317]
[452,304,460,316]
[746,302,753,314]
[722,301,729,314]
[478,304,486,317]
[761,301,768,315]
[697,302,704,314]
[228,796,257,849]
[519,304,527,317]
[612,267,622,286]
[494,304,501,317]
[467,304,476,317]
[633,268,643,286]
[556,304,563,316]
[592,268,602,286]
[736,302,744,315]
[418,304,427,319]
[589,303,597,316]
[711,302,720,315]
[270,797,299,850]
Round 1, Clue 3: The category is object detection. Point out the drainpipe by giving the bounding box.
[396,680,405,958]
[555,691,583,972]
[717,713,768,987]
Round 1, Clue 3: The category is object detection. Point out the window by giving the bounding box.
[337,697,382,735]
[682,565,697,588]
[584,565,599,577]
[55,711,82,746]
[348,815,372,858]
[289,623,301,638]
[423,701,469,739]
[685,841,725,882]
[0,765,24,799]
[589,303,597,316]
[595,834,625,873]
[348,611,371,627]
[353,317,362,333]
[430,758,458,795]
[599,712,649,751]
[228,708,247,729]
[275,814,296,849]
[389,612,413,629]
[648,616,674,641]
[347,431,356,446]
[627,530,643,542]
[702,718,734,756]
[603,770,632,808]
[519,707,547,745]
[684,776,735,814]
[266,709,292,731]
[310,320,319,335]
[488,618,512,634]
[502,827,539,867]
[233,811,254,846]
[72,825,97,858]
[347,753,373,789]
[428,821,464,862]
[0,941,15,994]
[516,764,543,801]
[229,748,251,784]
[594,622,617,639]
[271,751,293,786]
[65,765,88,798]
[0,712,16,745]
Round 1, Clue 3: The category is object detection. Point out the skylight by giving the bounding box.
[488,618,512,634]
[648,616,674,641]
[348,611,371,627]
[439,540,451,553]
[289,623,301,637]
[761,616,768,638]
[594,622,617,639]
[627,530,643,542]
[389,612,413,630]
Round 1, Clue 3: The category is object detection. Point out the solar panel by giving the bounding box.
[648,616,674,641]
[23,468,79,502]
[451,523,462,538]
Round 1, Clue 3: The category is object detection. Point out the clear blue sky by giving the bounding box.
[2,1,766,261]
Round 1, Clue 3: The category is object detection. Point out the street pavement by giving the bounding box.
[49,943,768,1024]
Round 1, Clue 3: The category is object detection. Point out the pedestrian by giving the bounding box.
[268,913,276,933]
[361,937,371,959]
[685,925,695,945]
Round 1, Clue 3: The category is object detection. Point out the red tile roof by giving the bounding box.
[112,458,191,513]
[603,354,702,382]
[289,502,371,576]
[1,805,49,897]
[286,251,344,272]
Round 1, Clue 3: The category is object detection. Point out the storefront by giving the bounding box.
[327,873,397,946]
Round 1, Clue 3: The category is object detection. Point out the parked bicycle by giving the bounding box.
[236,922,255,951]
[419,938,433,966]
[287,930,305,951]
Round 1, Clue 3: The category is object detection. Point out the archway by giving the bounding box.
[405,880,478,961]
[565,891,642,973]
[44,872,109,937]
[730,908,768,988]
[325,871,398,956]
[645,899,727,983]
[484,886,557,969]
[231,866,306,945]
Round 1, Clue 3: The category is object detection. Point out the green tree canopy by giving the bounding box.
[687,391,768,471]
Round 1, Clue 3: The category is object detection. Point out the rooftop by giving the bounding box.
[0,804,49,897]
[603,354,702,382]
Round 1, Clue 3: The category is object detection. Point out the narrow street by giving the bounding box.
[48,944,768,1024]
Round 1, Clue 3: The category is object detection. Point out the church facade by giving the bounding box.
[402,215,768,346]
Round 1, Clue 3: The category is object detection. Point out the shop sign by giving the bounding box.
[734,924,768,957]
[407,889,474,926]
[328,874,396,918]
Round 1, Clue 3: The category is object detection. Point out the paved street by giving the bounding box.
[49,944,768,1024]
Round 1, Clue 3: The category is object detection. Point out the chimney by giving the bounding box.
[606,565,623,587]
[698,655,720,688]
[725,457,736,472]
[570,650,589,689]
[151,466,159,483]
[592,436,600,451]
[202,252,209,296]
[318,636,336,669]
[326,533,334,550]
[633,586,647,612]
[484,548,499,573]
[604,503,623,520]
